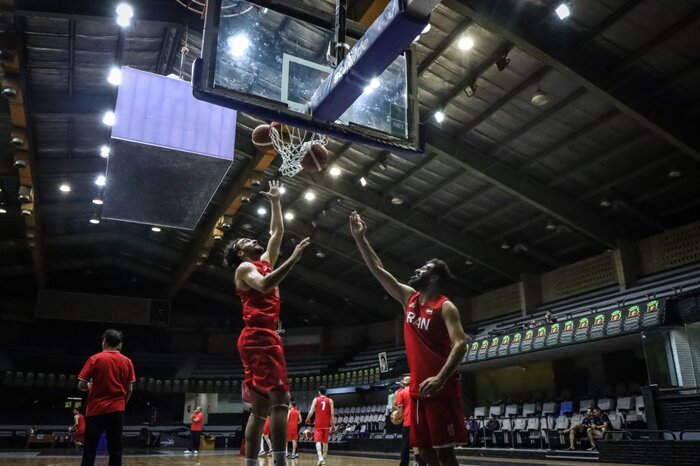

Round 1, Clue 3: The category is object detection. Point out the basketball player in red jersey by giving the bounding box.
[350,211,468,466]
[223,180,310,466]
[287,401,301,459]
[69,408,85,446]
[305,386,335,465]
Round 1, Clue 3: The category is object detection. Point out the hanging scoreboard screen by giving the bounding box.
[464,299,665,364]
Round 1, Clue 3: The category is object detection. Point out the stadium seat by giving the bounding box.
[36,372,45,387]
[3,370,12,386]
[205,380,213,392]
[173,379,182,392]
[46,373,55,388]
[222,380,230,393]
[13,371,23,386]
[57,374,66,388]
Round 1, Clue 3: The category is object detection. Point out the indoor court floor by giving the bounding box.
[0,451,661,466]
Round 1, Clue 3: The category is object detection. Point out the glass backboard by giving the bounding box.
[195,0,422,156]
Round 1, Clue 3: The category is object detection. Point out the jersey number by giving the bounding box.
[321,401,326,411]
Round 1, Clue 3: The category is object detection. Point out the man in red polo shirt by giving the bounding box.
[77,329,135,466]
[185,406,204,455]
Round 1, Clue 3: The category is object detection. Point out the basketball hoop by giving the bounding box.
[269,122,328,177]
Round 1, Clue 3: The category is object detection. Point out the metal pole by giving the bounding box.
[333,0,348,67]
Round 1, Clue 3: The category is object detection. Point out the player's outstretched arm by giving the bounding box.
[238,238,310,293]
[261,180,284,266]
[349,211,414,307]
[419,301,468,398]
[305,397,317,424]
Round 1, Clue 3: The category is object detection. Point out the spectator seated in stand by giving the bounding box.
[586,406,610,451]
[485,414,500,435]
[562,408,594,451]
[464,416,479,446]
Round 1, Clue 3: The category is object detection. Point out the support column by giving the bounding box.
[614,238,642,290]
[519,274,542,315]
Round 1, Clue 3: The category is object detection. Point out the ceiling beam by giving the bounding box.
[444,0,700,162]
[296,171,534,279]
[423,125,619,248]
[418,18,472,75]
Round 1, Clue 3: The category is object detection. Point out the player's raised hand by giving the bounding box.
[290,237,311,262]
[261,180,281,202]
[349,211,367,239]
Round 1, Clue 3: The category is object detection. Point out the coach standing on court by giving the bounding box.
[77,329,136,466]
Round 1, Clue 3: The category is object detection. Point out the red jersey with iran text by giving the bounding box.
[404,291,460,398]
[314,395,332,428]
[236,259,289,394]
[78,350,136,417]
[236,260,281,330]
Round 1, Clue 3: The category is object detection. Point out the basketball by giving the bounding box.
[252,124,272,148]
[301,144,330,173]
[303,429,313,440]
[390,410,403,426]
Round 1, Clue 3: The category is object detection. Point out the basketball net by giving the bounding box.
[269,122,327,177]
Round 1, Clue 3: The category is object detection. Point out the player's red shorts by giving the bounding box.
[287,427,298,441]
[74,432,85,443]
[409,396,467,448]
[314,427,330,443]
[263,419,270,436]
[238,327,289,395]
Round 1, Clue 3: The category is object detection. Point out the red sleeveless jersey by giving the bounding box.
[236,260,281,330]
[314,395,332,428]
[404,291,460,398]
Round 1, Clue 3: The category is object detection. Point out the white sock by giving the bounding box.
[245,459,257,466]
[316,442,323,460]
[273,451,286,465]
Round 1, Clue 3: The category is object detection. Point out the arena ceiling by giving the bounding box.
[1,0,699,328]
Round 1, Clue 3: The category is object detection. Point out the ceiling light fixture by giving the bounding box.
[531,86,549,107]
[458,36,474,51]
[434,111,445,123]
[116,3,134,27]
[99,145,110,158]
[464,259,474,266]
[501,242,510,250]
[329,166,341,177]
[284,212,294,221]
[92,198,104,205]
[102,111,116,126]
[316,250,326,258]
[257,207,267,216]
[496,54,511,72]
[279,186,286,195]
[304,191,316,201]
[555,3,571,20]
[0,204,6,214]
[546,221,557,231]
[422,23,431,34]
[599,197,611,208]
[391,195,404,205]
[107,67,122,86]
[465,82,477,97]
[89,214,101,224]
[359,177,368,187]
[151,226,161,232]
[668,167,682,178]
[95,175,106,187]
[59,183,71,193]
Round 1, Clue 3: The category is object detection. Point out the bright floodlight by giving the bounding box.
[364,78,381,94]
[359,177,368,187]
[116,15,131,28]
[434,111,445,123]
[329,166,341,177]
[116,3,134,18]
[279,186,286,194]
[0,206,6,214]
[89,215,101,225]
[99,145,110,158]
[304,191,316,201]
[422,23,431,34]
[107,67,122,86]
[228,34,251,58]
[257,207,267,216]
[555,3,570,20]
[151,226,162,232]
[102,111,116,126]
[92,198,104,205]
[458,36,474,51]
[95,175,106,187]
[284,211,294,220]
[59,183,71,193]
